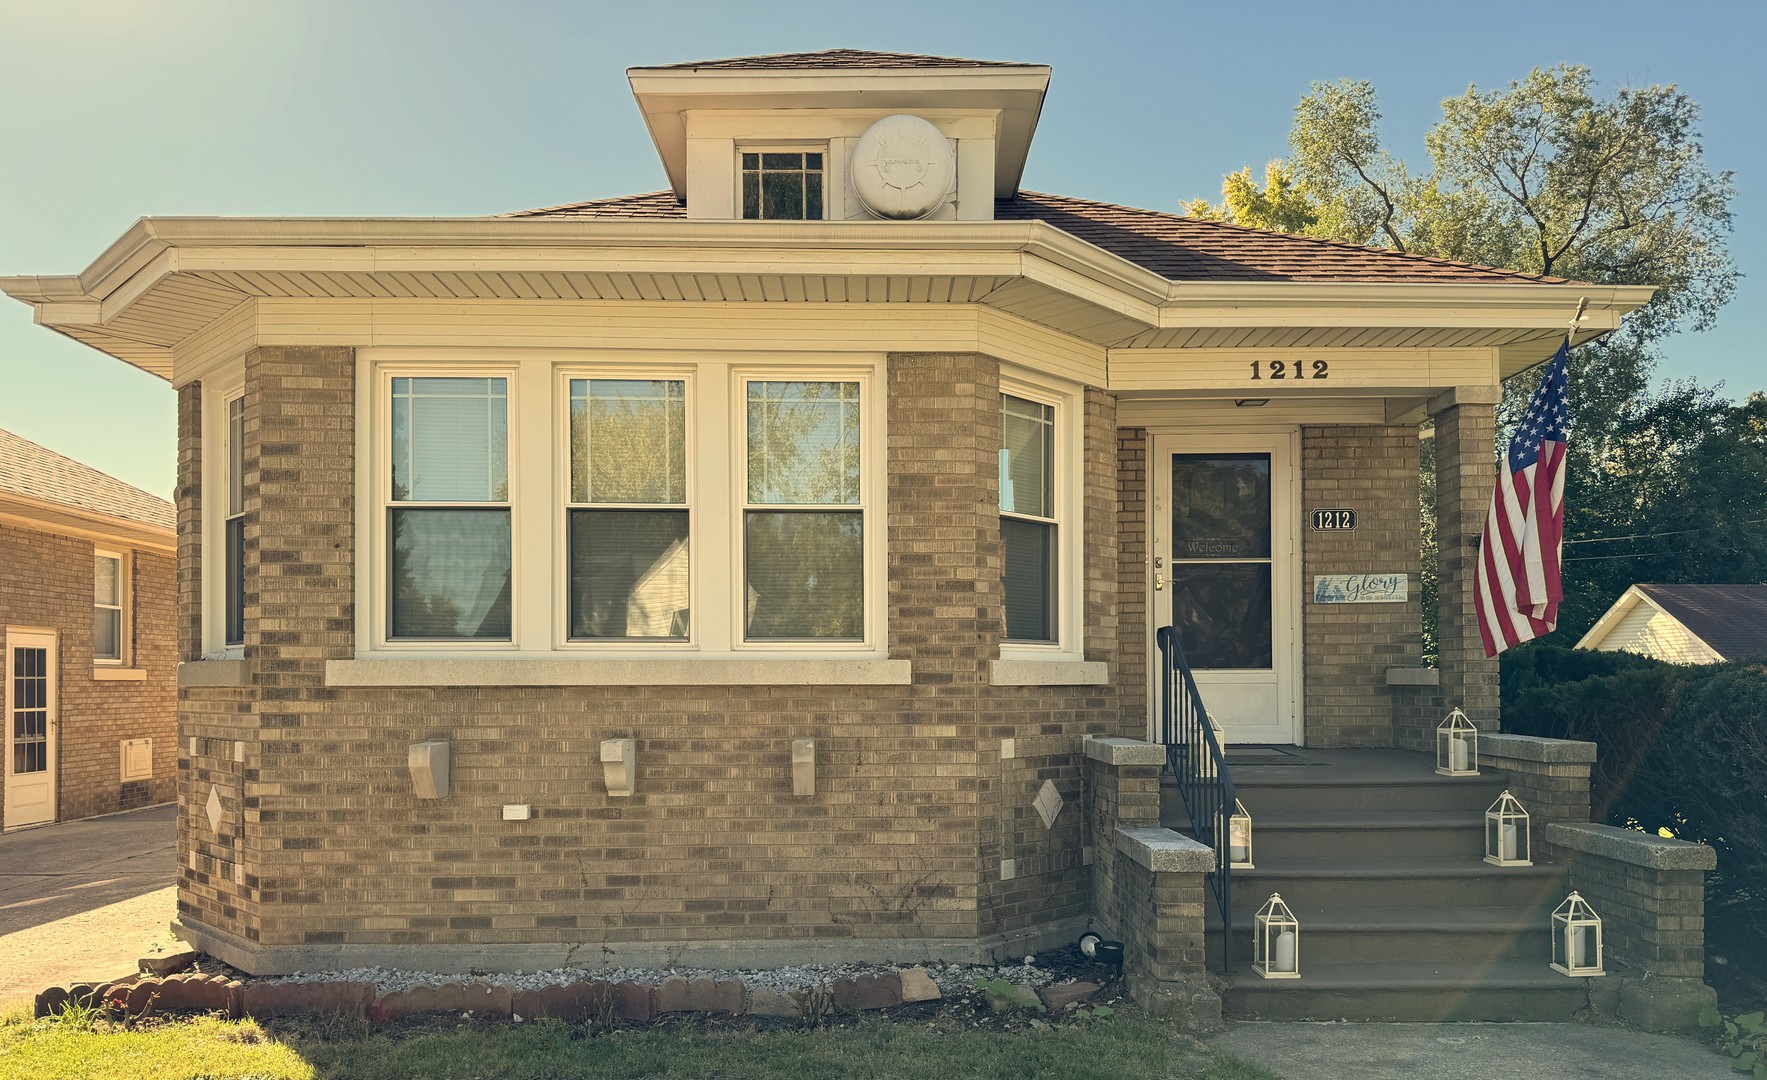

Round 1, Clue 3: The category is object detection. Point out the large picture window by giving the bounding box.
[387,376,512,640]
[1001,394,1058,643]
[567,379,690,640]
[743,379,863,641]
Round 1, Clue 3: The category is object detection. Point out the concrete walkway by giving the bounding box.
[0,805,178,1007]
[1214,1019,1733,1079]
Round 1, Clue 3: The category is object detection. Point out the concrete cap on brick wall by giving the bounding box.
[1482,732,1597,763]
[1115,826,1214,873]
[1546,822,1718,870]
[1084,737,1164,767]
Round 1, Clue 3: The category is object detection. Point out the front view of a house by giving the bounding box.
[10,49,1716,1026]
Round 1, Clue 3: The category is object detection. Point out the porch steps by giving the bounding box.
[1160,749,1595,1022]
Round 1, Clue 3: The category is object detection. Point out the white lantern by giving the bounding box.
[1195,713,1227,779]
[1484,790,1532,866]
[1550,892,1605,976]
[1435,707,1479,776]
[1252,893,1299,979]
[1216,799,1254,869]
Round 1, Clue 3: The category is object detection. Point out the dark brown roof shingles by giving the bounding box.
[1635,584,1767,662]
[637,49,1034,71]
[500,189,1569,286]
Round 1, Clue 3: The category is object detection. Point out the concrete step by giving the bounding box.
[1225,772,1511,816]
[1161,810,1488,861]
[1219,959,1594,1021]
[1207,904,1555,965]
[1224,857,1566,913]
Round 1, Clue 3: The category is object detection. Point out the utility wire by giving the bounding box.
[1563,517,1767,547]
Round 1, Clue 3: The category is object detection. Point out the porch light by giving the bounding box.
[1435,707,1479,776]
[1550,891,1605,976]
[1217,799,1254,869]
[1252,893,1300,979]
[1484,790,1532,866]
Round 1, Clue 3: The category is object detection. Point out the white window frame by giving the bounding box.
[353,351,887,661]
[999,373,1084,662]
[93,548,128,665]
[201,366,246,659]
[737,144,829,222]
[368,363,522,652]
[554,367,697,651]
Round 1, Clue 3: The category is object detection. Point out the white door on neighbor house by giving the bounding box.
[3,630,57,829]
[1149,434,1300,746]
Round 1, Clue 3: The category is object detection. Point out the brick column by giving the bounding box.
[1111,827,1220,1029]
[176,381,204,661]
[1479,733,1593,829]
[1426,388,1501,734]
[1084,737,1162,936]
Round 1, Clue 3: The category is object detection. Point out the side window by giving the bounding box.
[567,379,690,640]
[1000,394,1058,644]
[387,377,512,640]
[224,394,245,647]
[742,379,863,640]
[740,151,825,221]
[94,550,126,663]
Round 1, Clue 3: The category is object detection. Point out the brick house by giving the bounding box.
[6,50,1719,1026]
[0,428,176,829]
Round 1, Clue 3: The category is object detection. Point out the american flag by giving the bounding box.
[1475,340,1572,658]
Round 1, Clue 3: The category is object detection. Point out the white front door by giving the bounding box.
[4,630,57,829]
[1150,434,1300,745]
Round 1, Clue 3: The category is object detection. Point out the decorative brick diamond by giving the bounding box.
[1033,779,1063,828]
[206,785,224,834]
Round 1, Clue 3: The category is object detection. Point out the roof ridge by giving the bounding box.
[1010,190,1570,284]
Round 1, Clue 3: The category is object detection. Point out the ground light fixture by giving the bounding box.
[1252,893,1300,979]
[1218,799,1254,869]
[1435,707,1479,776]
[1551,892,1605,976]
[1484,790,1532,866]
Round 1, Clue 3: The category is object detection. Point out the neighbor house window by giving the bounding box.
[1001,394,1058,643]
[567,378,690,640]
[94,550,126,663]
[387,376,512,640]
[742,379,863,640]
[741,151,824,220]
[224,394,245,647]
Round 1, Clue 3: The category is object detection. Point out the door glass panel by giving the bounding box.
[1172,454,1270,559]
[1170,565,1272,669]
[11,646,49,775]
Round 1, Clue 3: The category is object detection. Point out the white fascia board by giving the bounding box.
[1158,281,1657,328]
[0,495,175,555]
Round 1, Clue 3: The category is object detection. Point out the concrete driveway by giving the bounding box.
[0,804,178,1007]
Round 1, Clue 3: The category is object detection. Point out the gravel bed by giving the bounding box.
[260,955,1068,996]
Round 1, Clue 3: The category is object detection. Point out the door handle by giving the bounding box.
[1154,573,1165,591]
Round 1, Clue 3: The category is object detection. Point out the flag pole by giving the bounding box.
[1566,296,1588,349]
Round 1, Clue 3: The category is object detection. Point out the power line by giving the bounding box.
[1563,517,1767,547]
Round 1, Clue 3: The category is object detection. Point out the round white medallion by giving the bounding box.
[851,114,954,220]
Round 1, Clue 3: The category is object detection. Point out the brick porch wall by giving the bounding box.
[177,347,1124,971]
[0,522,176,827]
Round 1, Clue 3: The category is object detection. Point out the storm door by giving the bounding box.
[1150,434,1299,745]
[3,630,57,828]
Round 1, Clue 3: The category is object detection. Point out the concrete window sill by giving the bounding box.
[988,660,1109,686]
[92,667,147,682]
[325,657,913,688]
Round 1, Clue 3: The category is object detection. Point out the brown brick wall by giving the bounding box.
[177,381,204,662]
[0,521,176,827]
[178,348,1124,971]
[1116,428,1148,737]
[1428,402,1501,737]
[1300,424,1424,746]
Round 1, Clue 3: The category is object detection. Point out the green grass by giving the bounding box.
[0,1001,1281,1080]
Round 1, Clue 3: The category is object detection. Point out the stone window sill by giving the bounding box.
[324,657,913,688]
[93,666,147,682]
[988,659,1109,686]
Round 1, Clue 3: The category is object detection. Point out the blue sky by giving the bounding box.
[1,0,1760,499]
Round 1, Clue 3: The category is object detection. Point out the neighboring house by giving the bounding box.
[1577,584,1767,664]
[2,50,1669,1016]
[0,428,176,829]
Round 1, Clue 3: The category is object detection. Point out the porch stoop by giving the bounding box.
[1162,749,1593,1021]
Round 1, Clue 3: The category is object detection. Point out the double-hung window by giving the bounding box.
[94,550,126,663]
[743,379,864,641]
[387,376,512,641]
[1000,393,1058,644]
[223,394,246,647]
[567,378,690,640]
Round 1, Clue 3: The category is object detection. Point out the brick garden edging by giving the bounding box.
[33,965,1103,1024]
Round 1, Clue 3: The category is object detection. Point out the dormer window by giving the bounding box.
[741,150,825,220]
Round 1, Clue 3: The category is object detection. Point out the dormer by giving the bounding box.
[626,49,1050,222]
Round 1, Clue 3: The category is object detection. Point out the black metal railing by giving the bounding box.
[1156,625,1235,970]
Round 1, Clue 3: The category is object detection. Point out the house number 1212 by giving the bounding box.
[1249,360,1329,380]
